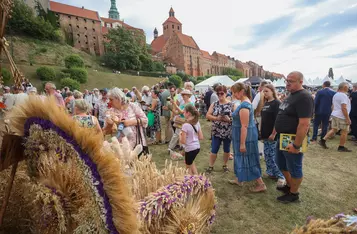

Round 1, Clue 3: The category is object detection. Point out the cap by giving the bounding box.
[180,89,192,96]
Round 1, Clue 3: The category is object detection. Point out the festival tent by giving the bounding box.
[235,78,249,83]
[195,75,235,93]
[274,79,286,87]
[336,76,346,84]
[312,77,322,87]
[303,77,312,86]
[245,76,264,86]
[321,76,338,87]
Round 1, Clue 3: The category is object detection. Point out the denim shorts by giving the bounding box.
[275,143,303,178]
[211,136,231,154]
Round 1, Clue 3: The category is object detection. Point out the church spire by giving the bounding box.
[109,0,120,20]
[154,27,158,39]
[169,7,175,17]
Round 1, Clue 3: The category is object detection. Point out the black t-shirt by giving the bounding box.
[350,91,357,117]
[261,99,281,139]
[275,89,314,134]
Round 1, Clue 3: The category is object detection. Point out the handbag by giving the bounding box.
[173,116,186,129]
[147,111,155,127]
[136,118,149,158]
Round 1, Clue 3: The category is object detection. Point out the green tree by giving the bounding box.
[64,54,85,69]
[7,0,61,41]
[328,68,334,79]
[1,68,12,85]
[102,27,144,71]
[222,68,243,77]
[60,78,80,91]
[67,68,88,83]
[169,75,182,88]
[152,61,165,72]
[36,66,56,81]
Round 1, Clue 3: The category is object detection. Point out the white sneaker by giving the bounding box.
[276,178,286,188]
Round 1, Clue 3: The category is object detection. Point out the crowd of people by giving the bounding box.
[1,70,356,204]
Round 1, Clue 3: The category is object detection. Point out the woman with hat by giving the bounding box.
[168,89,194,151]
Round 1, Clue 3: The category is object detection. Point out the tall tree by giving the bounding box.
[328,68,334,79]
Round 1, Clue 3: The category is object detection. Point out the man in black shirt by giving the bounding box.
[273,71,314,203]
[350,83,357,141]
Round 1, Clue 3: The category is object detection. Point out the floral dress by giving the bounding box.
[73,115,97,129]
[106,102,148,150]
[149,98,161,132]
[211,101,233,139]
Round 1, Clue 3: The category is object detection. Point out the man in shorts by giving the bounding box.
[319,82,352,152]
[274,71,314,203]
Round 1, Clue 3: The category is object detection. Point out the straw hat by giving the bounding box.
[180,89,192,96]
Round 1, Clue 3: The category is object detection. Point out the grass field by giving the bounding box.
[149,119,357,234]
[6,64,165,91]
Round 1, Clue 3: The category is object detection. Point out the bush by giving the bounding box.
[67,68,88,83]
[36,66,56,81]
[64,54,84,69]
[57,71,70,80]
[60,78,80,91]
[169,75,182,88]
[1,68,12,85]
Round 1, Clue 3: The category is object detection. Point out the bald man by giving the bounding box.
[273,71,314,203]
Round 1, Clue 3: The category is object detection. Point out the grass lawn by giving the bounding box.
[10,64,165,91]
[150,119,357,234]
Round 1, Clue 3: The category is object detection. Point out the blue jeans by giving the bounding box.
[312,114,330,141]
[211,136,231,154]
[263,141,284,179]
[276,142,304,179]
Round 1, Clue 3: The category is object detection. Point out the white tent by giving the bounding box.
[274,79,285,87]
[336,76,346,84]
[312,77,322,87]
[235,77,249,83]
[303,77,312,86]
[195,75,235,93]
[321,76,338,87]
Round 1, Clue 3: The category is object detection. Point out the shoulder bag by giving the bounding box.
[136,118,150,158]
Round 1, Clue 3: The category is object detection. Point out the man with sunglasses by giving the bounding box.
[274,71,313,203]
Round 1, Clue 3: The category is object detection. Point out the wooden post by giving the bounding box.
[0,161,18,226]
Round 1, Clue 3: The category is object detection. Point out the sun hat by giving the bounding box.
[180,89,192,96]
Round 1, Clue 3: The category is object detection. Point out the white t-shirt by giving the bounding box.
[331,92,351,119]
[252,92,261,110]
[14,93,28,106]
[3,93,15,110]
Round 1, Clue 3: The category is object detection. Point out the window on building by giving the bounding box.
[77,34,80,37]
[85,35,88,38]
[94,43,96,46]
[84,19,87,23]
[178,26,180,30]
[76,17,79,20]
[68,16,71,19]
[84,27,87,30]
[69,24,72,27]
[86,42,88,44]
[56,13,59,17]
[93,36,96,39]
[92,20,95,24]
[172,25,174,29]
[93,28,95,32]
[78,40,80,44]
[77,25,79,29]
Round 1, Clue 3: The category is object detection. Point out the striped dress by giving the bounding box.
[232,101,262,182]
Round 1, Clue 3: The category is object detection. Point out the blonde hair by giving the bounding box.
[231,83,252,101]
[74,99,91,113]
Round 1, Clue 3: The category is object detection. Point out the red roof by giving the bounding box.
[151,35,167,54]
[200,50,212,60]
[163,16,182,25]
[176,32,199,49]
[101,17,144,34]
[49,1,100,21]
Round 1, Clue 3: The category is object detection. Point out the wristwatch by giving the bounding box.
[292,143,301,150]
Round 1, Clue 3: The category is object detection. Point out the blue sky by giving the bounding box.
[57,0,357,81]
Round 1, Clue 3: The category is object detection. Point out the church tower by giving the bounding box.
[109,0,120,20]
[163,7,182,40]
[154,28,158,39]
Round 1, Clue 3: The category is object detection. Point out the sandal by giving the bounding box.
[228,179,243,186]
[205,166,214,174]
[249,184,267,193]
[223,165,230,173]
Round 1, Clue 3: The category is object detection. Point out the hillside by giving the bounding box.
[1,36,165,90]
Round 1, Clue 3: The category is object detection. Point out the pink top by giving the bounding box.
[181,122,201,152]
[54,92,65,107]
[106,102,148,150]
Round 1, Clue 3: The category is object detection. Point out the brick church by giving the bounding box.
[151,8,236,77]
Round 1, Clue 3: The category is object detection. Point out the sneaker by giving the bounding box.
[276,178,286,188]
[338,146,352,152]
[276,184,290,194]
[318,139,328,149]
[277,192,299,204]
[222,165,229,173]
[205,166,214,174]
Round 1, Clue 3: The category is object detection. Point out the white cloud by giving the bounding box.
[57,0,357,79]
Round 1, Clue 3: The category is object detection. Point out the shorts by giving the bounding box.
[211,136,231,154]
[331,116,350,131]
[185,148,200,165]
[275,142,303,179]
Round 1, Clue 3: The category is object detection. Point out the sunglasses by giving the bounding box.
[217,92,226,96]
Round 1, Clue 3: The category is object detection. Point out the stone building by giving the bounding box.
[49,1,104,56]
[108,0,120,20]
[236,60,252,77]
[247,61,265,77]
[151,7,236,77]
